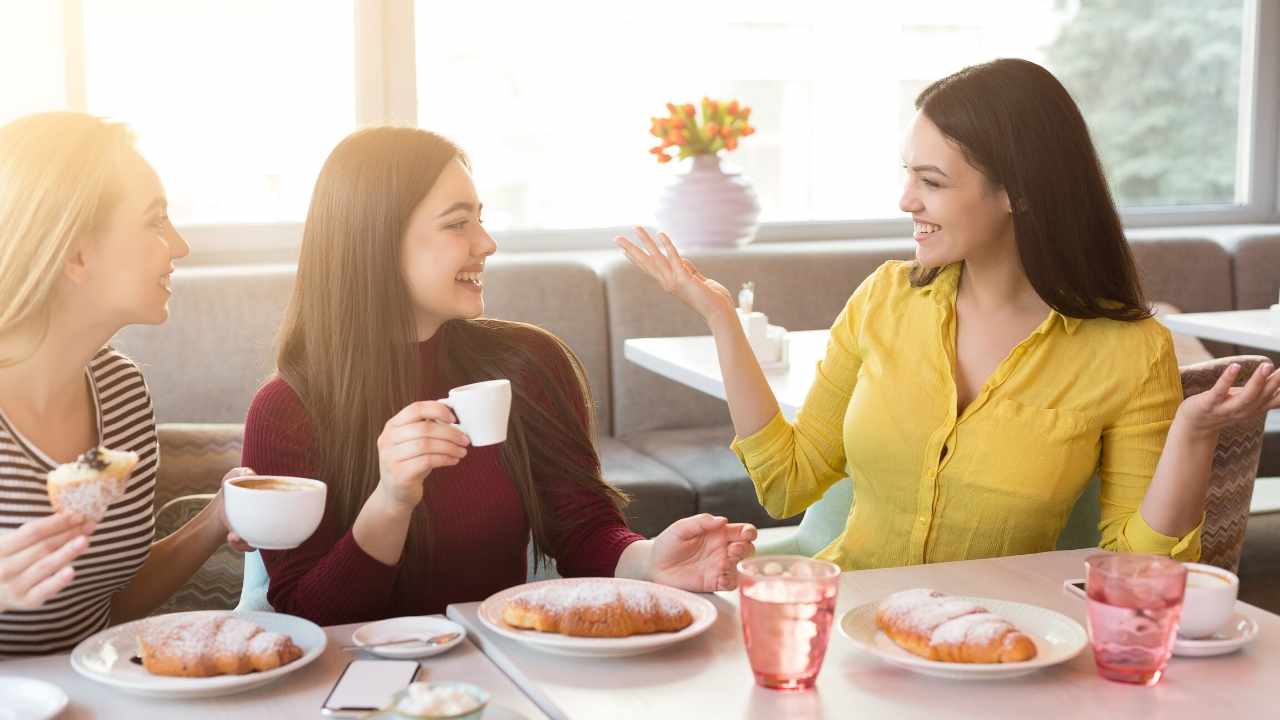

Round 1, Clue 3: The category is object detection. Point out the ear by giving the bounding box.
[62,242,91,285]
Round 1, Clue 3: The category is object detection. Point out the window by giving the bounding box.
[2,0,357,226]
[416,0,1250,232]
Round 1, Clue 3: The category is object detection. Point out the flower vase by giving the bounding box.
[655,154,761,249]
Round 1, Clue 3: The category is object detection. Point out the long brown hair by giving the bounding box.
[275,127,625,575]
[909,58,1151,322]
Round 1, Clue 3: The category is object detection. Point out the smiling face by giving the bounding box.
[67,149,189,327]
[400,158,497,339]
[899,111,1014,269]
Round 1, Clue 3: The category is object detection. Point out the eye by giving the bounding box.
[150,214,169,230]
[921,178,940,189]
[446,220,467,231]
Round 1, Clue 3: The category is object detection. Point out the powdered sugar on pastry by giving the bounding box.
[503,581,693,638]
[46,446,139,522]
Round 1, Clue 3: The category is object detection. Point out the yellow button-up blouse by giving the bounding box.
[731,261,1201,570]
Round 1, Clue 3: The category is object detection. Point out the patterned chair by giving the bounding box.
[150,424,246,615]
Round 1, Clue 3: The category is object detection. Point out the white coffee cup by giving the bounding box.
[1178,562,1239,639]
[437,379,512,447]
[223,475,327,550]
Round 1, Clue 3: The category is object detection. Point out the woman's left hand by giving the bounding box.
[649,514,757,591]
[214,467,255,552]
[1178,361,1280,437]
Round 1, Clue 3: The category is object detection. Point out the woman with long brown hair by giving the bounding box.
[620,58,1280,569]
[242,127,756,624]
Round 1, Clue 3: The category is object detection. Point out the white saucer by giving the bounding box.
[352,616,466,658]
[0,676,68,720]
[1173,612,1259,657]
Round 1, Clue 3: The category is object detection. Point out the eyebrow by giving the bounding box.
[144,197,168,214]
[908,164,949,178]
[436,201,482,218]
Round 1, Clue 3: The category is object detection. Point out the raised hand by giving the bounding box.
[615,226,735,322]
[374,400,471,512]
[0,511,95,612]
[648,514,757,592]
[1179,361,1280,437]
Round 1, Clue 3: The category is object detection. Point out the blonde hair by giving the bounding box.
[0,112,135,365]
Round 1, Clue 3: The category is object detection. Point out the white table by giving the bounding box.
[448,549,1280,720]
[0,619,548,719]
[1161,309,1280,352]
[624,330,830,420]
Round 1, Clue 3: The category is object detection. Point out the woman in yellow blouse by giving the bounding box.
[617,59,1280,570]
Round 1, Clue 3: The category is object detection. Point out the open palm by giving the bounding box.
[649,514,756,592]
[616,226,734,321]
[1180,361,1280,435]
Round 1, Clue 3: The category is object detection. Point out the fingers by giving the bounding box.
[14,565,77,610]
[0,511,85,556]
[669,513,727,541]
[386,400,457,429]
[226,533,254,553]
[382,419,470,449]
[221,466,254,483]
[12,534,89,597]
[387,437,468,463]
[1219,362,1274,415]
[726,523,757,543]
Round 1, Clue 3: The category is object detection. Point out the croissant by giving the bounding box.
[137,616,303,677]
[875,588,1037,663]
[503,582,693,638]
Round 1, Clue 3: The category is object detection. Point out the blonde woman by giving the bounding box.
[0,112,250,656]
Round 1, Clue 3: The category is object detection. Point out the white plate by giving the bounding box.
[352,616,466,658]
[478,577,717,658]
[839,596,1088,680]
[70,610,326,699]
[1173,612,1259,657]
[0,676,68,720]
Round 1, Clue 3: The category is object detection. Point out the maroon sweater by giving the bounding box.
[241,329,642,626]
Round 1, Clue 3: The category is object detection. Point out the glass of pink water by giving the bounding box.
[737,555,840,691]
[1084,553,1187,686]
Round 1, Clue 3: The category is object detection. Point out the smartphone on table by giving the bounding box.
[321,659,421,717]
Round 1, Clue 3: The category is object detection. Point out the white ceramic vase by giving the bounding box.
[655,154,761,249]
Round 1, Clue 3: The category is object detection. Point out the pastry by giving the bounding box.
[875,588,1037,663]
[503,582,693,638]
[137,615,303,677]
[46,446,139,522]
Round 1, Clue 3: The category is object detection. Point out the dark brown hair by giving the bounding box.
[910,58,1151,322]
[276,127,625,577]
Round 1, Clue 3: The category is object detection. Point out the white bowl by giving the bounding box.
[224,475,326,550]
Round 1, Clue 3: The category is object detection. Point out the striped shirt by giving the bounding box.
[0,348,157,656]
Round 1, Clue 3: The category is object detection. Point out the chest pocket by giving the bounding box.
[966,398,1096,508]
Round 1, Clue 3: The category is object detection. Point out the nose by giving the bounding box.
[476,224,497,258]
[166,223,190,260]
[899,179,923,215]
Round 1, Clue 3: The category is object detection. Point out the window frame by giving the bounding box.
[58,0,1280,263]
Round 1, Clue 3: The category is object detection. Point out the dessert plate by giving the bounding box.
[840,596,1087,680]
[70,610,326,698]
[477,577,716,658]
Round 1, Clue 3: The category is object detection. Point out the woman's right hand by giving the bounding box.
[616,226,735,322]
[0,512,94,612]
[373,400,471,514]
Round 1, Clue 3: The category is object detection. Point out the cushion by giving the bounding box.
[598,437,695,538]
[618,424,801,530]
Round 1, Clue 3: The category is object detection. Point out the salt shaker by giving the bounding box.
[738,282,755,314]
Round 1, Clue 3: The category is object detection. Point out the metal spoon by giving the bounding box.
[342,631,462,652]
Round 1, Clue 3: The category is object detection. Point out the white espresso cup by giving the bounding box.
[437,379,512,447]
[223,475,327,550]
[1178,562,1239,639]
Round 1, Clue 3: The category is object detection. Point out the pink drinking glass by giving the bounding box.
[737,555,841,691]
[1084,553,1187,686]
